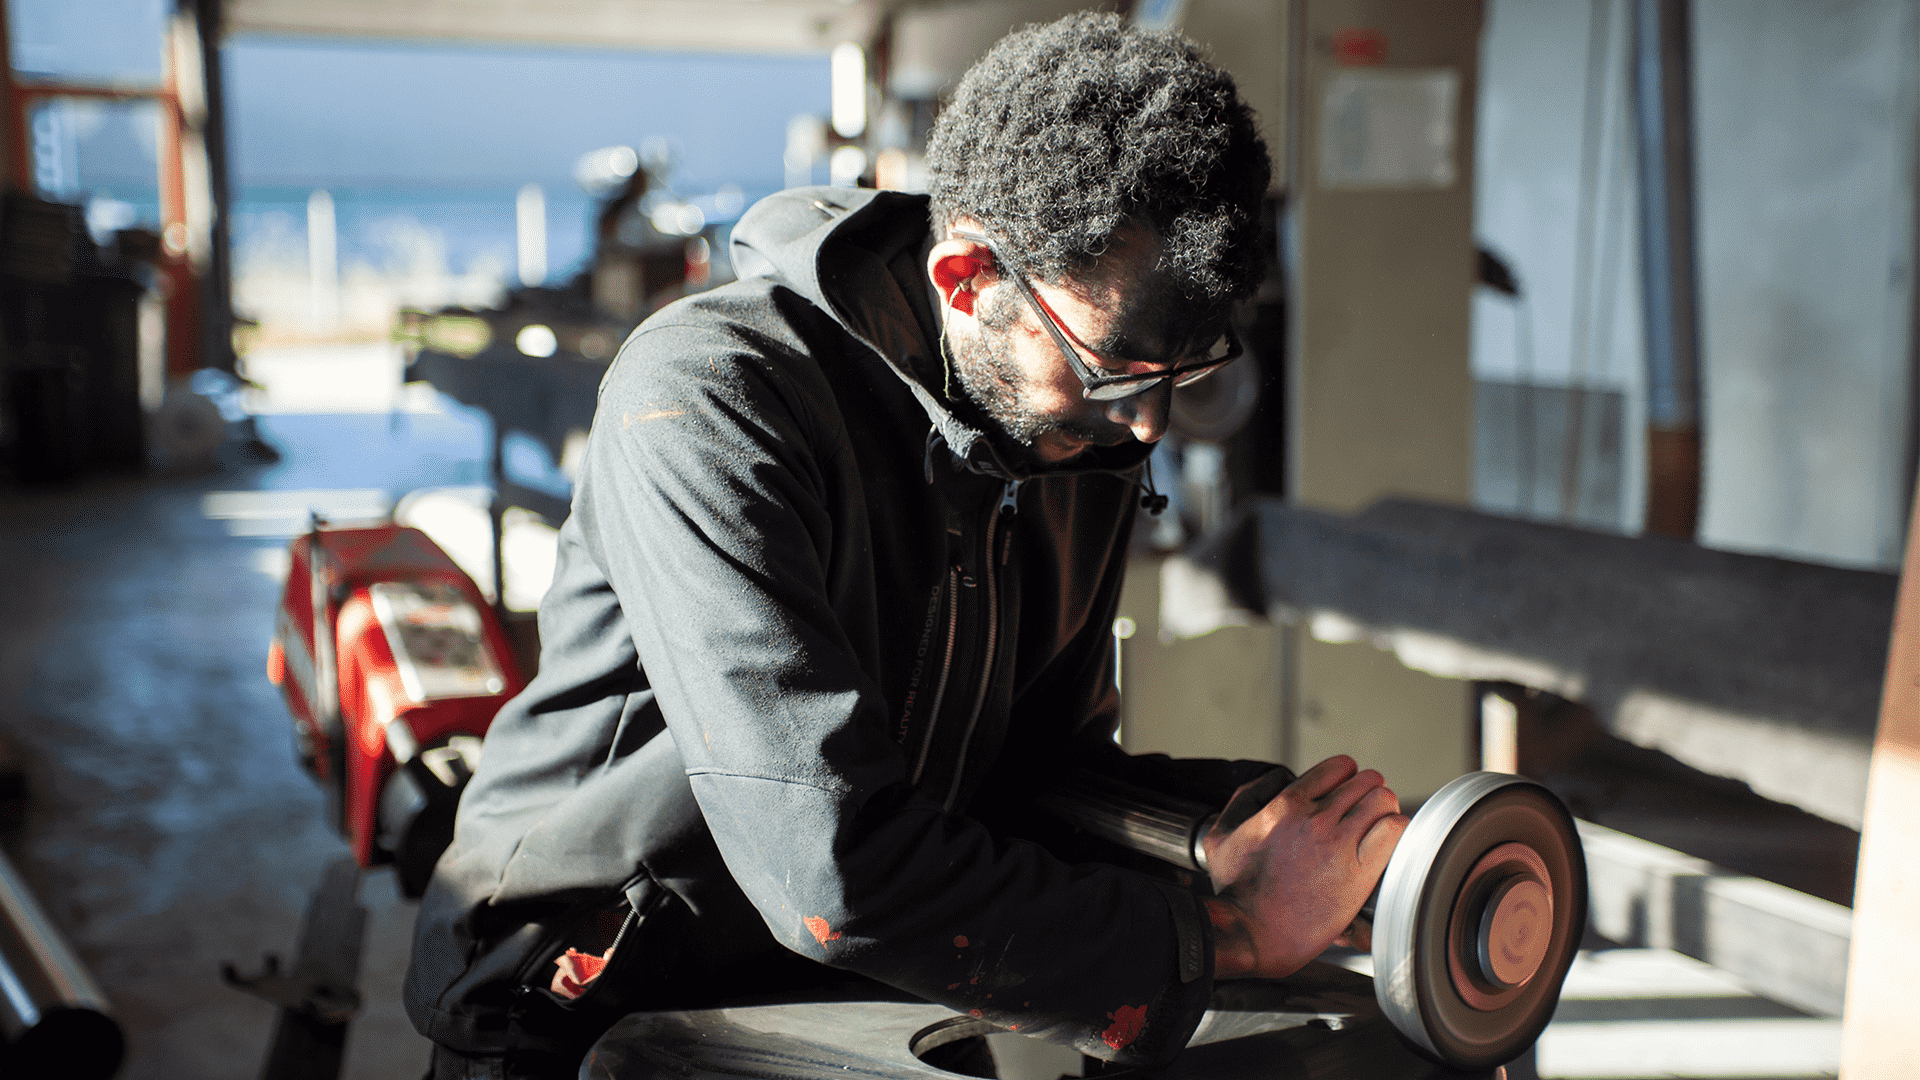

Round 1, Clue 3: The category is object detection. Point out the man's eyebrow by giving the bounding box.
[1089,325,1214,364]
[1085,328,1140,358]
[1083,317,1167,361]
[1033,286,1147,360]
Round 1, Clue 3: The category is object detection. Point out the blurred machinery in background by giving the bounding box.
[398,139,745,600]
[400,138,738,376]
[266,518,525,898]
[0,0,268,484]
[225,516,526,1080]
[0,193,158,484]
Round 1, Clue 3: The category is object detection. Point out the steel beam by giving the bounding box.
[1629,0,1704,539]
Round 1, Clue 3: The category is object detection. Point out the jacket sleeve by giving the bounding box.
[575,321,1212,1066]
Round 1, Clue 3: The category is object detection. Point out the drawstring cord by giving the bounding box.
[1138,457,1169,516]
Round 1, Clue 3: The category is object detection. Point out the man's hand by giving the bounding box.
[1200,755,1408,980]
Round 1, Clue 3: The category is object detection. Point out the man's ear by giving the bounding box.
[928,238,994,318]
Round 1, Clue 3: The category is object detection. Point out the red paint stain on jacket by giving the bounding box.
[550,948,612,999]
[803,916,842,944]
[1102,1004,1148,1050]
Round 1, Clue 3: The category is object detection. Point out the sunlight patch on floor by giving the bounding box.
[202,489,394,537]
[1537,1017,1839,1078]
[240,343,442,415]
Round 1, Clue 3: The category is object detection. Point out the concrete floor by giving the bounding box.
[0,406,488,1079]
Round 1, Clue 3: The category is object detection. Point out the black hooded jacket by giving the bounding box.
[405,188,1263,1067]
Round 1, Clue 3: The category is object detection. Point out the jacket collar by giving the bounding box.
[729,187,1153,483]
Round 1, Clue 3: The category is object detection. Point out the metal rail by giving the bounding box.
[0,847,123,1078]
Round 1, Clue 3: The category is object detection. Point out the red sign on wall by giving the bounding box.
[1331,28,1388,66]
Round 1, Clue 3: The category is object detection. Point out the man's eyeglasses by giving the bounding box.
[953,230,1242,402]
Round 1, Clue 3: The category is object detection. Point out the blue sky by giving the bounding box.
[9,0,831,192]
[224,38,829,191]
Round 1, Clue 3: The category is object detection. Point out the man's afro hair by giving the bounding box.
[926,11,1271,304]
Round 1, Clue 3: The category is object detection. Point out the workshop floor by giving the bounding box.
[0,356,1847,1080]
[0,398,487,1080]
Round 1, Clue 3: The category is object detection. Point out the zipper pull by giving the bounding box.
[997,482,1020,565]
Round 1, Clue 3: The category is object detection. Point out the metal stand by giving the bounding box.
[223,857,366,1080]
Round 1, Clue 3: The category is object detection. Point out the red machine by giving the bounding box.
[266,522,526,898]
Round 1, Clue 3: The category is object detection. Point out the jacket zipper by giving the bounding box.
[909,565,962,785]
[942,480,1020,811]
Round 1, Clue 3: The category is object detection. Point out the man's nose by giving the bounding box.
[1104,383,1171,444]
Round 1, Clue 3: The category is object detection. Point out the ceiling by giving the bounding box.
[224,0,886,55]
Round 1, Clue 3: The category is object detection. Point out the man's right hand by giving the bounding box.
[1199,754,1408,980]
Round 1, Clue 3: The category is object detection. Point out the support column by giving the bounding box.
[1284,0,1485,800]
[185,0,236,374]
[1629,0,1703,540]
[0,0,25,192]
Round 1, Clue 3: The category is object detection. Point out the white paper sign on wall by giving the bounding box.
[1319,68,1460,190]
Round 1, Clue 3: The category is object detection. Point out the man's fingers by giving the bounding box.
[1214,765,1296,837]
[1287,754,1358,803]
[1319,768,1387,822]
[1333,917,1374,953]
[1341,784,1402,849]
[1357,810,1409,869]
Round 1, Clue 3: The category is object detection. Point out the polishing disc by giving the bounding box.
[1372,772,1587,1069]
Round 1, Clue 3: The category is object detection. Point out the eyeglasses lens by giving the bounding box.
[1172,364,1224,389]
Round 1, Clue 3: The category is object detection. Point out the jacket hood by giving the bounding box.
[729,186,1153,483]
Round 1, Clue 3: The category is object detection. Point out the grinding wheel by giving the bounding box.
[1373,772,1587,1069]
[1034,766,1586,1069]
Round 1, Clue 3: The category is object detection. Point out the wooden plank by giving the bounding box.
[1840,493,1920,1074]
[1213,497,1898,827]
[1577,821,1851,1019]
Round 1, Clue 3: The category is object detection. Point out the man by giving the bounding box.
[407,13,1406,1078]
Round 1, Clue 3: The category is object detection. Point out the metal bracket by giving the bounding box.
[221,953,361,1025]
[221,856,366,1031]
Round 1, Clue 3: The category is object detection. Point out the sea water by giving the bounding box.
[79,181,774,337]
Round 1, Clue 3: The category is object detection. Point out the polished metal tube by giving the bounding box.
[1032,769,1217,873]
[0,848,122,1078]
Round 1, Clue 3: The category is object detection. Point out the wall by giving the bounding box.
[1472,0,1919,570]
[1693,0,1917,570]
[888,0,1121,99]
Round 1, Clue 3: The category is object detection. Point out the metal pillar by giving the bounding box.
[185,0,237,375]
[1629,0,1704,539]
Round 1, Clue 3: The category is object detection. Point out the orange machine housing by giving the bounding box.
[267,524,525,895]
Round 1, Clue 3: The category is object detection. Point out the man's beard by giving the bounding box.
[946,294,1120,469]
[950,320,1051,453]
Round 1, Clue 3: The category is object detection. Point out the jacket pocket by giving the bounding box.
[520,873,667,1012]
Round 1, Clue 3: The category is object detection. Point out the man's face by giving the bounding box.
[936,227,1216,468]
